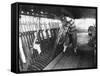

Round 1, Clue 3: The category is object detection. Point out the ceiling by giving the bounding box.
[19,4,96,19]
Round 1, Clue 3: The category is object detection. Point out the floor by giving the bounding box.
[53,45,96,70]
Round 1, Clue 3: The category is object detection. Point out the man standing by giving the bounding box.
[57,16,77,54]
